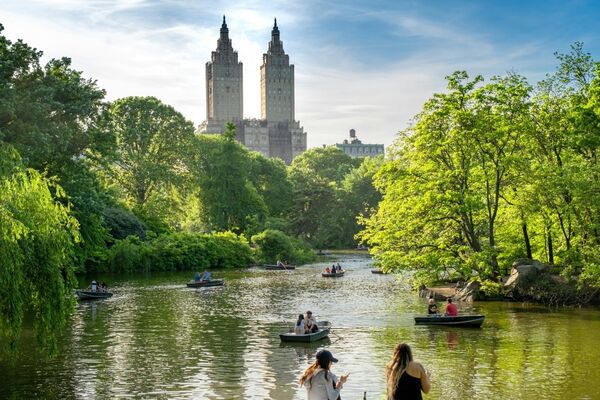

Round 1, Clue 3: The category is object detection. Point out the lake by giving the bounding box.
[2,253,600,399]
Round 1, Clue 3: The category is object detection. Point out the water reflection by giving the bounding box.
[2,255,600,399]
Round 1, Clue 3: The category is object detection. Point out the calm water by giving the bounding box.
[3,254,600,399]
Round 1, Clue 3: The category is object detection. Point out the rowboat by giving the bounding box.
[371,269,384,274]
[322,271,345,277]
[280,336,332,348]
[414,315,485,328]
[280,321,332,342]
[264,264,296,270]
[186,279,225,288]
[76,290,113,300]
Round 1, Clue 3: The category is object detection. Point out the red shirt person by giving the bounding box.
[445,298,458,316]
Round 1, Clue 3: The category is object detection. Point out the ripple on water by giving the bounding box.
[3,255,600,399]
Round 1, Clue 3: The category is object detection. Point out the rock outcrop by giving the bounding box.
[454,280,482,302]
[504,258,551,293]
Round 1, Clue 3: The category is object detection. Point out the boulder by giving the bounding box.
[511,258,550,273]
[504,259,551,292]
[531,259,551,273]
[512,258,534,268]
[454,280,482,302]
[504,264,537,289]
[419,288,449,301]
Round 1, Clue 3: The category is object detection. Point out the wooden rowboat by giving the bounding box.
[76,290,113,300]
[322,271,345,277]
[414,315,485,328]
[371,269,384,274]
[280,321,332,342]
[264,264,296,270]
[186,279,225,288]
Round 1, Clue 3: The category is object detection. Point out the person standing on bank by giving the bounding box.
[386,343,431,400]
[300,349,349,399]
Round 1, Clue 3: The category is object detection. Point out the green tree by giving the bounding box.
[359,71,532,281]
[248,152,292,218]
[55,159,111,272]
[97,96,195,208]
[290,146,359,184]
[523,43,600,275]
[287,147,357,247]
[0,144,79,349]
[471,73,532,276]
[339,156,383,247]
[0,24,106,172]
[251,229,315,264]
[191,123,267,233]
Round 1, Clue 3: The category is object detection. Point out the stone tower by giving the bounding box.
[198,17,306,164]
[260,19,294,122]
[205,16,243,123]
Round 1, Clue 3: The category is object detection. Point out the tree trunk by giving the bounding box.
[547,227,554,265]
[489,222,499,278]
[522,222,532,259]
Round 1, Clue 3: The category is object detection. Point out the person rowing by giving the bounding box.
[198,270,211,283]
[304,310,318,333]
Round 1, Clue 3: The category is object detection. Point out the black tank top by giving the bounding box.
[391,372,422,400]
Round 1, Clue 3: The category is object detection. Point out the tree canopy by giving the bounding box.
[359,44,600,288]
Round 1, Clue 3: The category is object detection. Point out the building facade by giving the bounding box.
[335,129,384,158]
[205,16,243,123]
[198,17,307,164]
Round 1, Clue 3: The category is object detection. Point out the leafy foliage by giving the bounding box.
[190,125,267,233]
[0,161,79,348]
[359,44,600,289]
[251,229,316,264]
[0,24,106,172]
[102,207,147,241]
[287,147,375,248]
[103,231,253,273]
[96,96,195,207]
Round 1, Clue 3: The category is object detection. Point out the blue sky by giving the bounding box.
[3,0,600,148]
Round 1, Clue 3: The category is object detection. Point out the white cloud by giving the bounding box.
[2,1,585,150]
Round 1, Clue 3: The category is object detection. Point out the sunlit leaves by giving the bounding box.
[0,164,78,350]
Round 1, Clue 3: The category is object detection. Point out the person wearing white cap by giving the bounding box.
[299,349,349,399]
[90,280,97,292]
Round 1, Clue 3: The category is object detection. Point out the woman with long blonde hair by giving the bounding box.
[386,343,430,400]
[299,349,349,399]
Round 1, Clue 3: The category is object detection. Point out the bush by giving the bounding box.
[102,207,147,240]
[104,236,151,273]
[251,229,316,264]
[98,231,253,272]
[479,280,504,299]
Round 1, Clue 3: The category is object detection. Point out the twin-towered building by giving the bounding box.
[198,17,307,164]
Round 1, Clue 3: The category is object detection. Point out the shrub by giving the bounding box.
[104,236,151,272]
[479,280,504,299]
[251,229,316,264]
[99,231,253,272]
[102,207,147,240]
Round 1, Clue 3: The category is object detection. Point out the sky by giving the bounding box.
[2,0,600,148]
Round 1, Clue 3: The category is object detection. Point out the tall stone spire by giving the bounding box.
[216,15,233,54]
[206,15,243,122]
[267,18,285,55]
[220,15,228,38]
[261,18,294,123]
